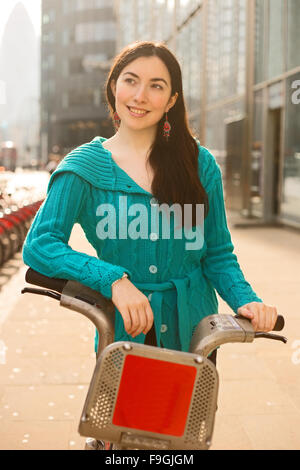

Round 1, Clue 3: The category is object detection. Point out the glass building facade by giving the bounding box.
[251,0,300,226]
[115,0,300,227]
[41,0,300,227]
[41,0,117,161]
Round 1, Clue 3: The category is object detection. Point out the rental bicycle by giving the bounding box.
[22,268,287,450]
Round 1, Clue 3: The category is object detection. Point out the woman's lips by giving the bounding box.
[127,106,150,117]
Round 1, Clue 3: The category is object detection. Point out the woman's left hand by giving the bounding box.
[237,302,278,332]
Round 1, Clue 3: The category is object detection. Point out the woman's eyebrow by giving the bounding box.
[122,71,168,86]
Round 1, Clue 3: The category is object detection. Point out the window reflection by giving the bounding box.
[251,90,264,216]
[206,100,244,177]
[75,22,116,43]
[136,0,152,40]
[282,73,300,222]
[287,0,300,70]
[177,0,202,26]
[206,0,246,103]
[63,0,112,13]
[267,0,284,79]
[254,0,264,84]
[118,0,136,46]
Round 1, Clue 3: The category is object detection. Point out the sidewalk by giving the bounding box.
[0,221,299,450]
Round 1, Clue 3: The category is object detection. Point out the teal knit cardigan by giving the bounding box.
[22,136,262,353]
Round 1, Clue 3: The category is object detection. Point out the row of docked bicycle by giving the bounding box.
[0,201,43,267]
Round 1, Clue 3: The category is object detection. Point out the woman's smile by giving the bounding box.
[127,106,150,117]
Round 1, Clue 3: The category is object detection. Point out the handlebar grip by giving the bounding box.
[25,268,67,294]
[273,315,285,332]
[235,314,285,332]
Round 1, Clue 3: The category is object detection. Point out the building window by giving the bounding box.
[287,0,300,71]
[177,0,202,27]
[43,10,55,25]
[62,92,69,109]
[42,55,55,70]
[75,22,116,43]
[42,31,55,43]
[62,62,69,77]
[251,90,264,216]
[281,72,300,222]
[63,0,69,14]
[82,54,109,72]
[48,54,55,69]
[94,89,101,106]
[69,57,85,74]
[62,30,69,46]
[189,11,202,117]
[68,88,95,106]
[95,0,113,7]
[136,0,152,39]
[254,0,265,84]
[48,79,56,95]
[118,0,136,46]
[63,0,112,13]
[207,0,245,102]
[76,0,112,10]
[43,14,50,24]
[267,0,284,79]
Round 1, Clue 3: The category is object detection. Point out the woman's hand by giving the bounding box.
[237,302,278,332]
[111,277,154,338]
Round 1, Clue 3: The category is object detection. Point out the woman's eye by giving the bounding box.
[124,78,162,90]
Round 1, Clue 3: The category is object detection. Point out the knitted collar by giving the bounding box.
[47,136,153,196]
[48,135,203,196]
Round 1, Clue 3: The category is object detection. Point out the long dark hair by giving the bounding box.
[105,41,208,227]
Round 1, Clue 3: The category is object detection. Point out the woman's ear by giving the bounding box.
[167,92,178,112]
[111,79,116,97]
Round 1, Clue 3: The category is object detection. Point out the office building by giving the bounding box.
[41,0,117,162]
[115,0,300,227]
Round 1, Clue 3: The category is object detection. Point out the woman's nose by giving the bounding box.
[134,85,148,102]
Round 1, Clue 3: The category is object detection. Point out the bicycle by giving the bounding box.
[21,268,287,450]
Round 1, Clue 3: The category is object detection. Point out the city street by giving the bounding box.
[0,199,299,450]
[1,0,299,453]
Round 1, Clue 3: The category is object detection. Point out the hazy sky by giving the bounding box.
[0,0,41,42]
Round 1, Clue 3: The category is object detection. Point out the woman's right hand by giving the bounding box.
[111,277,154,338]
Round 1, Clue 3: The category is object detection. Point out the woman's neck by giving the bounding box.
[113,124,157,158]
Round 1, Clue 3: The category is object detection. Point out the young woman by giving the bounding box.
[23,41,278,368]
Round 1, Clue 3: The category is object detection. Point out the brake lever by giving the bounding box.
[254,332,287,344]
[21,287,61,301]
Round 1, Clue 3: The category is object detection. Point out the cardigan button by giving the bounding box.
[150,197,158,205]
[150,233,158,241]
[148,293,153,301]
[149,265,158,274]
[160,324,168,333]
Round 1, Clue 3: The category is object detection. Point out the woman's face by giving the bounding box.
[111,56,178,131]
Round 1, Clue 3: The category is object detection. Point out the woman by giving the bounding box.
[22,41,278,367]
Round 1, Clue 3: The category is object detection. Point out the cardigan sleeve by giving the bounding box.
[22,171,132,299]
[201,164,263,313]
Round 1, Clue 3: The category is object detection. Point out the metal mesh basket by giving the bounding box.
[79,342,218,450]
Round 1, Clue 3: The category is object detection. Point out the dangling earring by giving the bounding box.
[113,111,121,129]
[163,112,171,142]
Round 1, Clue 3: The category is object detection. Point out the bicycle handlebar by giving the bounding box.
[24,268,285,331]
[235,314,285,332]
[24,268,115,357]
[25,268,67,293]
[23,268,286,359]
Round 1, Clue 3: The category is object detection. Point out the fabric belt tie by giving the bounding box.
[134,265,202,352]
